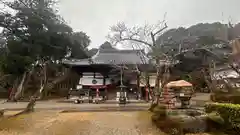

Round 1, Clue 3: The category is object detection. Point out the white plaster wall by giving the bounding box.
[79,72,112,85]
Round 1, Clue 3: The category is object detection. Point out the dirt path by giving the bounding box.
[0,111,164,135]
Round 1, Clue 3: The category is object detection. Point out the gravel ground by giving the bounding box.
[0,111,164,135]
[0,110,225,135]
[0,101,150,109]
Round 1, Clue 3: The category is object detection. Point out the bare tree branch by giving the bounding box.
[120,38,152,47]
[108,20,167,48]
[229,63,240,75]
[153,23,167,36]
[108,18,170,104]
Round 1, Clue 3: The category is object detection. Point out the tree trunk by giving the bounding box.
[136,72,140,99]
[144,72,150,101]
[13,66,71,116]
[229,64,240,76]
[9,77,20,101]
[17,75,47,116]
[41,68,71,99]
[14,72,27,100]
[14,87,41,117]
[161,64,170,87]
[12,67,36,101]
[202,68,216,92]
[143,73,155,104]
[11,75,44,116]
[23,96,37,113]
[20,68,35,98]
[40,63,48,99]
[158,65,170,105]
[154,58,161,104]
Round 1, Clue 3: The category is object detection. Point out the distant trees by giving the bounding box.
[0,0,90,103]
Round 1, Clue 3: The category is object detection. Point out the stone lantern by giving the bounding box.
[165,80,194,109]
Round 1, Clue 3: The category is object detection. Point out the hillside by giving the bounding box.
[158,22,240,45]
[154,22,240,57]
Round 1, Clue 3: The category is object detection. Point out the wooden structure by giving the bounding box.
[140,73,160,101]
[62,44,151,101]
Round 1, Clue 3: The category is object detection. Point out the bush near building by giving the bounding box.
[205,103,240,134]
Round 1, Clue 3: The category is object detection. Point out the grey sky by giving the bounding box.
[58,0,240,49]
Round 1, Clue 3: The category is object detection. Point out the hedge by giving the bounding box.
[205,103,240,131]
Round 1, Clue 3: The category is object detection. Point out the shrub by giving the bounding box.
[205,103,240,132]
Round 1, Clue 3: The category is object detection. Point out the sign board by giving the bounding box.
[116,92,127,98]
[76,85,82,89]
[180,93,185,97]
[92,79,97,84]
[116,92,120,98]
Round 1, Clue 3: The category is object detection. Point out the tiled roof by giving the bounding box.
[62,49,149,66]
[212,69,239,80]
[62,58,93,66]
[92,49,149,65]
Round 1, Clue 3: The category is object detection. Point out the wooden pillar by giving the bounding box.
[103,74,106,85]
[103,73,107,100]
[145,87,149,101]
[145,74,150,102]
[93,72,96,78]
[137,72,140,100]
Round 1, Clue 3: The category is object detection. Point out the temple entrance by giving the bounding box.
[140,87,155,101]
[64,62,146,102]
[106,79,139,101]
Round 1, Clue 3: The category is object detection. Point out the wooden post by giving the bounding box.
[103,74,106,85]
[96,88,99,98]
[105,87,108,100]
[145,87,149,101]
[137,73,140,100]
[103,73,107,100]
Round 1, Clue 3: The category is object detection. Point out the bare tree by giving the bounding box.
[107,17,170,104]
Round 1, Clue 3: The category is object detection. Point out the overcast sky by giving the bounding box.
[58,0,239,49]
